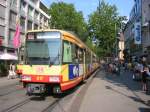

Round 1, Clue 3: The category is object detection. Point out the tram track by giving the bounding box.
[0,97,31,112]
[0,83,24,97]
[0,87,24,97]
[0,82,19,90]
[42,69,100,112]
[0,92,65,112]
[41,98,61,112]
[0,69,100,112]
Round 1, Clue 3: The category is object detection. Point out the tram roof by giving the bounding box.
[27,29,97,56]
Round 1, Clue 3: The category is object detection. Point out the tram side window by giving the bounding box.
[92,54,95,63]
[63,41,72,63]
[93,55,96,63]
[71,44,79,64]
[71,44,77,63]
[71,45,83,64]
[78,48,83,63]
[85,51,90,64]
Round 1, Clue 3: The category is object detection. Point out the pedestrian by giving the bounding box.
[141,65,149,91]
[7,63,16,79]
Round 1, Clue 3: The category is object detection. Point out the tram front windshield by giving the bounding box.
[26,32,61,65]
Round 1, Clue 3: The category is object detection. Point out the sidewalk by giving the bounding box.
[71,70,150,112]
[0,76,19,88]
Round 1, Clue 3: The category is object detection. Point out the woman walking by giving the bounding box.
[141,66,150,91]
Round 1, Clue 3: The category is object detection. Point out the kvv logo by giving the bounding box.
[73,66,79,77]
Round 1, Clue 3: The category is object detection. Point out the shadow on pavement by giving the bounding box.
[139,107,150,112]
[95,70,142,92]
[105,85,150,106]
[30,96,46,101]
[95,69,150,106]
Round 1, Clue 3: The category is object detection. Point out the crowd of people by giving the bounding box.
[100,56,150,93]
[131,56,150,92]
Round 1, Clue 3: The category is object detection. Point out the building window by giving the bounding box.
[34,24,38,30]
[9,30,15,41]
[40,15,43,23]
[10,0,17,7]
[0,6,5,18]
[20,17,25,31]
[9,11,17,23]
[28,21,32,30]
[30,0,38,5]
[20,0,26,13]
[0,25,5,37]
[34,10,39,20]
[28,6,33,18]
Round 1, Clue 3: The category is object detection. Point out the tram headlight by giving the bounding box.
[22,75,31,81]
[49,76,60,82]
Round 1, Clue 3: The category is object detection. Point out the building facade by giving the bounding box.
[0,0,50,56]
[123,0,150,58]
[142,0,150,53]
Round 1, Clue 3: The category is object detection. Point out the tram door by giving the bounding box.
[83,49,86,80]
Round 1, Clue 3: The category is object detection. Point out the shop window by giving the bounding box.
[7,49,15,53]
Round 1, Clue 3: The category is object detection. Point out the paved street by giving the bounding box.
[0,77,75,112]
[69,69,150,112]
[0,69,150,112]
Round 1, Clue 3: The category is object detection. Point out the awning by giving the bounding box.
[0,53,18,60]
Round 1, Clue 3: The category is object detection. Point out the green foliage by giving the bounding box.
[0,62,7,76]
[88,0,126,57]
[85,37,95,51]
[49,2,88,41]
[48,1,127,57]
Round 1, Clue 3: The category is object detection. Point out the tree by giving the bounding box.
[49,2,88,41]
[88,0,126,57]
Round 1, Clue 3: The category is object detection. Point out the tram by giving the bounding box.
[17,29,99,95]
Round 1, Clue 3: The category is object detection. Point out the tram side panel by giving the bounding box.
[60,40,85,91]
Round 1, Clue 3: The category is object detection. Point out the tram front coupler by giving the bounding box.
[26,83,46,96]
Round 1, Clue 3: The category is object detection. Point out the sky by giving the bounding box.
[41,0,134,20]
